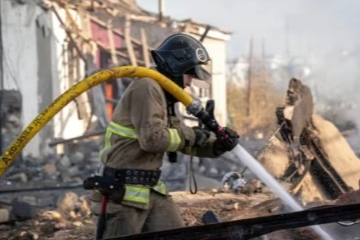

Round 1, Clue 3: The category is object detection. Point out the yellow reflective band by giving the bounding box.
[99,128,113,158]
[166,128,182,152]
[123,185,150,204]
[104,128,112,147]
[152,181,167,195]
[99,122,137,158]
[108,121,137,139]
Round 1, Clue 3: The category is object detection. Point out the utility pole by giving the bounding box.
[261,38,267,82]
[285,16,290,59]
[158,0,164,22]
[246,36,253,118]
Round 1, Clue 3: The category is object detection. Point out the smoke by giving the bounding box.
[137,0,360,126]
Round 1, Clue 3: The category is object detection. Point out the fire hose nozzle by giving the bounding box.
[186,99,238,151]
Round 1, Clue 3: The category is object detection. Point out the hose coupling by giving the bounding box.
[186,98,204,116]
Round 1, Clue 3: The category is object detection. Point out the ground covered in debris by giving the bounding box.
[1,188,359,240]
[1,190,275,240]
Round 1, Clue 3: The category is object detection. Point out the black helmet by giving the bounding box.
[151,33,211,88]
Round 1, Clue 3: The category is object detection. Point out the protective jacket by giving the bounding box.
[90,77,221,210]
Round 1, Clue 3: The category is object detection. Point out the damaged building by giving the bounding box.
[0,0,230,159]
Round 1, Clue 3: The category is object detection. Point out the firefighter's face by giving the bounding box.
[183,74,193,87]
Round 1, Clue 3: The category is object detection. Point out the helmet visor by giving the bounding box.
[186,65,212,89]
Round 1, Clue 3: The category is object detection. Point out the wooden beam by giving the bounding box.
[91,0,95,11]
[58,0,82,35]
[81,7,97,55]
[96,42,146,66]
[90,16,153,50]
[199,25,211,42]
[183,22,192,33]
[96,42,126,58]
[107,19,118,65]
[51,4,86,62]
[140,28,151,67]
[124,14,137,66]
[80,6,92,39]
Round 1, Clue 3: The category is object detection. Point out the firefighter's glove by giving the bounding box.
[213,127,239,156]
[193,127,211,147]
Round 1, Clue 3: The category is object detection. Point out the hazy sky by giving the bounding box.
[136,0,360,60]
[137,0,360,118]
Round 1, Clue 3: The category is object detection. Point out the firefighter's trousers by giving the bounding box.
[90,191,184,239]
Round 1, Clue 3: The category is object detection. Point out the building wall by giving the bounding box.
[36,9,55,156]
[1,2,90,157]
[2,1,42,156]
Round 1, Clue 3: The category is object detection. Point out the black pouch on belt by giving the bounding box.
[83,175,126,204]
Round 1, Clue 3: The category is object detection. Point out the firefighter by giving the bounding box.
[89,33,239,238]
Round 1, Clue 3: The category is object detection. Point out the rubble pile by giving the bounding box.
[257,79,360,204]
[1,188,359,240]
[0,90,22,154]
[0,191,94,240]
[0,190,278,240]
[1,141,101,186]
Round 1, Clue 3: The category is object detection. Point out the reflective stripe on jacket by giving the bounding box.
[100,121,182,158]
[100,121,169,205]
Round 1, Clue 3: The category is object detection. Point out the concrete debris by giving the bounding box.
[67,166,80,177]
[57,192,79,213]
[0,208,11,223]
[72,221,83,227]
[0,90,22,154]
[6,172,28,183]
[68,152,85,165]
[41,210,62,220]
[42,163,57,175]
[2,140,102,185]
[221,172,246,192]
[78,196,91,217]
[11,198,38,220]
[19,231,40,240]
[0,189,95,239]
[242,178,263,195]
[57,156,71,171]
[221,172,264,196]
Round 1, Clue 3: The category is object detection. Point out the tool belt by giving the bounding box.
[102,167,161,187]
[83,167,161,203]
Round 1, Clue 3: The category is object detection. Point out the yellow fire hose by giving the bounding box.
[0,66,195,178]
